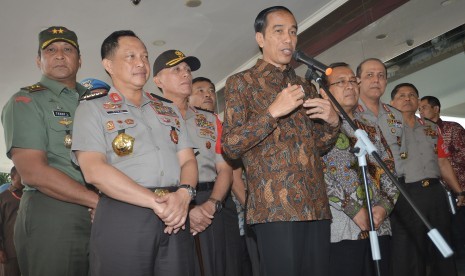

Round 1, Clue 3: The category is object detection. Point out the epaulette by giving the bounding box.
[194,106,215,114]
[424,117,438,125]
[80,90,108,101]
[21,83,47,93]
[148,93,173,103]
[387,104,402,113]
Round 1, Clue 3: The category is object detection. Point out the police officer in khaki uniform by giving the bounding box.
[390,83,464,276]
[153,50,233,276]
[72,31,198,276]
[355,58,406,177]
[1,26,99,276]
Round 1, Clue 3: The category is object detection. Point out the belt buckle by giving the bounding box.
[153,188,170,197]
[422,179,430,187]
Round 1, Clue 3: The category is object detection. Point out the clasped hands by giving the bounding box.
[268,83,339,127]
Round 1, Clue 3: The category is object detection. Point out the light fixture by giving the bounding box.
[441,0,455,7]
[152,40,166,46]
[376,34,387,40]
[185,0,201,7]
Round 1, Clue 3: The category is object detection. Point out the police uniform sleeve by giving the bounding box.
[70,100,107,165]
[1,91,47,158]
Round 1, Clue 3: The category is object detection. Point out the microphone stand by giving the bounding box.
[304,66,454,276]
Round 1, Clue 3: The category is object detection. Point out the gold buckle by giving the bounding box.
[153,189,170,197]
[422,179,430,187]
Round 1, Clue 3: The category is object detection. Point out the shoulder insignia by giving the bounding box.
[424,117,437,125]
[80,90,108,101]
[21,83,47,93]
[194,106,214,114]
[387,104,402,113]
[148,92,173,103]
[382,103,391,112]
[356,104,364,113]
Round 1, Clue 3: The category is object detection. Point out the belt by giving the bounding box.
[197,181,215,192]
[405,178,439,188]
[147,186,179,196]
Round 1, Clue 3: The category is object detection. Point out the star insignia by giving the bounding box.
[58,28,64,34]
[52,28,58,34]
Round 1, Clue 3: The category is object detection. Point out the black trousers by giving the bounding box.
[390,179,457,276]
[329,236,391,276]
[253,220,330,276]
[193,190,226,276]
[90,196,195,276]
[193,191,251,276]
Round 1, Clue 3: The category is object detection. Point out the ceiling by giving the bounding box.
[0,0,464,172]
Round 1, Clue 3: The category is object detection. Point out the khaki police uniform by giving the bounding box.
[356,100,406,176]
[391,117,456,276]
[184,106,229,276]
[71,89,195,276]
[1,76,91,276]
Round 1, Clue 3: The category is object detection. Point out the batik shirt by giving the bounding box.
[323,118,399,242]
[437,119,465,190]
[222,59,340,224]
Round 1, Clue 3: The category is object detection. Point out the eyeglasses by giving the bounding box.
[329,79,359,87]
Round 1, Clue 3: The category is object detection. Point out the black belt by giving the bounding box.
[197,181,215,191]
[405,178,439,188]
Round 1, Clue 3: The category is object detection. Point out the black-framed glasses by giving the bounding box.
[329,79,359,87]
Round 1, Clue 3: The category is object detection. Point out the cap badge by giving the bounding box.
[166,51,186,66]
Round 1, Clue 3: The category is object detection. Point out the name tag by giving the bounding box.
[106,110,129,115]
[53,111,71,117]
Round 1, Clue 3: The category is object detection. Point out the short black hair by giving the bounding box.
[101,30,139,60]
[192,77,215,92]
[320,62,351,87]
[391,83,419,100]
[421,95,441,112]
[356,58,387,78]
[254,6,293,34]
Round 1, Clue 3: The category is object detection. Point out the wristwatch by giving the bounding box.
[208,197,223,213]
[178,184,196,200]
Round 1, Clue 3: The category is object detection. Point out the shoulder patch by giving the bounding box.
[194,106,214,114]
[148,92,173,103]
[80,90,108,101]
[21,83,47,93]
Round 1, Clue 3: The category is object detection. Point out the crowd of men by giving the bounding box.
[0,4,464,276]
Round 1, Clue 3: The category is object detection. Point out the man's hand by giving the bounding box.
[189,202,215,236]
[353,208,369,231]
[372,206,387,229]
[0,250,6,263]
[457,195,465,207]
[155,189,191,234]
[303,98,339,127]
[268,84,304,118]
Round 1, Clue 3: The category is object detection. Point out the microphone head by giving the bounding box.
[292,50,302,62]
[325,68,332,76]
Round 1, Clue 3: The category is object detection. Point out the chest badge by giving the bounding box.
[59,118,73,148]
[112,130,135,156]
[170,127,178,144]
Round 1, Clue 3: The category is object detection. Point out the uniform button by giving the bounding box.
[156,146,160,150]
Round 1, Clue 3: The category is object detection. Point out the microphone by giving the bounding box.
[292,50,332,76]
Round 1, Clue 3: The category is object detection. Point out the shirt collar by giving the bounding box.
[107,87,152,107]
[40,75,86,97]
[254,59,295,79]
